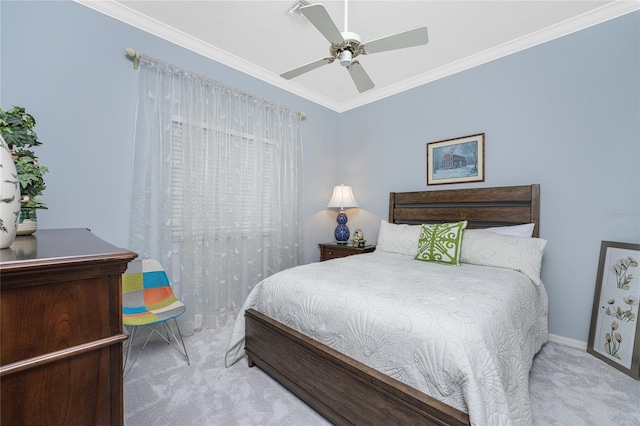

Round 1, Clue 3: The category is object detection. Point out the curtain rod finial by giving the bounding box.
[125,48,140,69]
[299,112,306,120]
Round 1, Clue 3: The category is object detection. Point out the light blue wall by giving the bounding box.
[0,0,340,264]
[338,12,640,343]
[2,1,638,343]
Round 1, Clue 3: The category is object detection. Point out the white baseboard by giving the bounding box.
[548,333,587,350]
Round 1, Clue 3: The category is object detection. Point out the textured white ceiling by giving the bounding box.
[75,1,638,112]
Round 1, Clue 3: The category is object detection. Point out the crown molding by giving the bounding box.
[73,0,342,111]
[74,0,639,114]
[337,1,640,112]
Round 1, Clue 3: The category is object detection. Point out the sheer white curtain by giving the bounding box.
[129,58,304,333]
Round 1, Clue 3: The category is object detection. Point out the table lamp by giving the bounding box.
[326,184,359,244]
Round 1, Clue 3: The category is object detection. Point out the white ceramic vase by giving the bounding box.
[0,135,21,249]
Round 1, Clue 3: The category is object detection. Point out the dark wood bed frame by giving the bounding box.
[245,184,540,426]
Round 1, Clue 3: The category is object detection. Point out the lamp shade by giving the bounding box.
[326,184,359,209]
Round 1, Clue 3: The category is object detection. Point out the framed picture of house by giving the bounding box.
[426,133,485,185]
[587,241,640,379]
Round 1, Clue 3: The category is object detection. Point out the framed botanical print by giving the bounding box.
[587,241,640,379]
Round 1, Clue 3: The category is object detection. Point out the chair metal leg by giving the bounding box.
[122,319,190,378]
[159,319,190,365]
[170,318,190,365]
[124,325,159,378]
[123,326,137,377]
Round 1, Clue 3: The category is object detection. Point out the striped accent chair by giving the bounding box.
[122,259,190,376]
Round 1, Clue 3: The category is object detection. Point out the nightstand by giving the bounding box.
[318,243,376,261]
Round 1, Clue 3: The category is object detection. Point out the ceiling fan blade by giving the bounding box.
[347,61,374,93]
[280,57,334,80]
[300,4,344,45]
[362,26,429,54]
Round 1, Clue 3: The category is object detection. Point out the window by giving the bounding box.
[170,117,278,241]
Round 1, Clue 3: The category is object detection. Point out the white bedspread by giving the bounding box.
[225,251,548,426]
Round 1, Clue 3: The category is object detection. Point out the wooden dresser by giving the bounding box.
[0,228,137,426]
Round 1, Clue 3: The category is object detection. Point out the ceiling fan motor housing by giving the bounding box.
[331,32,362,66]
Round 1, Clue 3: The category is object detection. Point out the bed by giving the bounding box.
[225,184,547,426]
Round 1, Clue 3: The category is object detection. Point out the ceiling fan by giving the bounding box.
[280,0,429,93]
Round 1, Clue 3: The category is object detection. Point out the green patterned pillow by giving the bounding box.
[414,221,468,265]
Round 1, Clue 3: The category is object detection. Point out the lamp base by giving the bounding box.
[334,212,350,244]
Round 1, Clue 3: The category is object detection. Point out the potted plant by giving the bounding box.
[0,106,48,235]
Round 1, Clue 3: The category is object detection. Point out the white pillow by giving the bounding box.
[376,220,421,256]
[486,223,535,238]
[460,229,547,285]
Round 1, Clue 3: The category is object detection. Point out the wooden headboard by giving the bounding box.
[389,184,540,237]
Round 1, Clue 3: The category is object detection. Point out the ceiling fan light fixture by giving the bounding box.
[339,50,352,66]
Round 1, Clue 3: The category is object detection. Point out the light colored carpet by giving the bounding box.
[124,322,640,426]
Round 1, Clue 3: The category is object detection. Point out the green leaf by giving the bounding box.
[0,106,47,209]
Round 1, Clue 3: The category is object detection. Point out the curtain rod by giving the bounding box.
[124,48,306,120]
